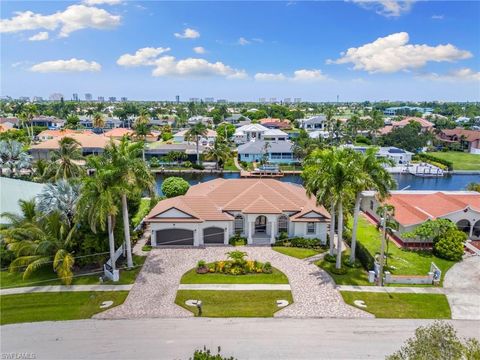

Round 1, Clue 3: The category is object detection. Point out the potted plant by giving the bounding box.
[196,260,209,274]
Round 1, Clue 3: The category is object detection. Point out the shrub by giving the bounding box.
[413,153,453,171]
[0,241,15,267]
[278,231,289,240]
[183,161,193,168]
[330,266,348,275]
[262,262,272,274]
[150,157,161,168]
[433,229,466,261]
[344,231,375,271]
[229,234,246,246]
[162,132,173,141]
[142,245,152,252]
[343,257,362,268]
[161,176,190,198]
[192,163,205,170]
[275,237,321,249]
[355,135,372,145]
[192,346,236,360]
[227,250,247,264]
[324,253,337,263]
[197,260,206,268]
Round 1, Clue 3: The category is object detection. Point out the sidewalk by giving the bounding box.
[337,285,445,294]
[0,284,133,296]
[178,284,291,291]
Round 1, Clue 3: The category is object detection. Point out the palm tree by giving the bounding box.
[186,123,207,165]
[1,208,76,285]
[104,138,154,268]
[303,147,357,269]
[92,112,105,132]
[133,112,150,161]
[206,139,230,169]
[349,148,396,264]
[0,140,32,177]
[36,180,80,227]
[45,137,84,181]
[77,157,122,272]
[466,182,480,192]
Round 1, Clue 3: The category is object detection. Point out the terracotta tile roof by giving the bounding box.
[30,133,115,150]
[103,128,135,138]
[147,179,330,223]
[37,129,93,139]
[440,128,480,142]
[385,191,480,226]
[174,129,217,137]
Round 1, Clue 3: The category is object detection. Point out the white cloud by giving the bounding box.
[28,31,49,41]
[174,28,200,39]
[193,46,206,54]
[30,58,101,73]
[292,69,328,81]
[327,32,472,73]
[418,68,480,82]
[349,0,415,17]
[238,37,251,46]
[254,73,286,81]
[431,15,444,20]
[116,47,170,67]
[82,0,122,5]
[0,5,121,37]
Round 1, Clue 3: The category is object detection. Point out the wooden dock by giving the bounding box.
[240,170,284,178]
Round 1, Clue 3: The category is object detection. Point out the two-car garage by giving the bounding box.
[153,226,225,246]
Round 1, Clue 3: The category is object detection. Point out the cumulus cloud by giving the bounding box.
[28,31,49,41]
[0,5,121,37]
[349,0,415,17]
[254,73,286,81]
[30,58,101,73]
[174,28,200,39]
[255,69,328,82]
[418,68,480,82]
[238,37,251,46]
[193,46,206,54]
[327,32,472,73]
[116,47,170,67]
[83,0,122,5]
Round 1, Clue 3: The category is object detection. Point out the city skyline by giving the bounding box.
[1,1,480,101]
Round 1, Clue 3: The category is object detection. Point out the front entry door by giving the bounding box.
[255,216,267,233]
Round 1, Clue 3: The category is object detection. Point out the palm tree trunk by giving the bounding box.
[336,201,343,269]
[122,194,134,268]
[196,137,200,165]
[329,203,336,256]
[349,192,362,264]
[107,215,116,272]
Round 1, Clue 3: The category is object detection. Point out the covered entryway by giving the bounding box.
[456,219,471,235]
[203,227,225,244]
[156,229,194,246]
[255,215,267,233]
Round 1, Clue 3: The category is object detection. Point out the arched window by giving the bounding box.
[278,215,288,233]
[456,219,471,235]
[234,215,244,234]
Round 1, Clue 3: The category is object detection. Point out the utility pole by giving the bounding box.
[377,206,387,286]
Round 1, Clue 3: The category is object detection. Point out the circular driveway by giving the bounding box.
[95,246,371,319]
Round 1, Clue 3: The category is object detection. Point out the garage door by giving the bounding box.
[203,227,225,244]
[156,229,194,246]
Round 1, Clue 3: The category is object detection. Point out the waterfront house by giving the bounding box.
[234,124,288,144]
[346,145,413,165]
[173,129,217,146]
[37,129,94,142]
[145,142,205,162]
[237,140,297,164]
[361,190,480,246]
[437,128,480,154]
[146,178,330,246]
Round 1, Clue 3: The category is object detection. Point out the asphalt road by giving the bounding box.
[1,318,479,360]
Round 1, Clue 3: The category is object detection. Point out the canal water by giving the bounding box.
[155,172,479,195]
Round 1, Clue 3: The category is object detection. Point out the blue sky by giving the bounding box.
[1,0,479,101]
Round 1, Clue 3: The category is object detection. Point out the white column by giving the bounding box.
[469,224,474,239]
[247,221,253,244]
[224,224,229,245]
[151,230,157,246]
[194,227,200,247]
[270,220,276,244]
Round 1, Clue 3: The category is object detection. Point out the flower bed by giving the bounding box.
[196,251,272,275]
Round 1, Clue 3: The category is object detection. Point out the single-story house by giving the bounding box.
[346,145,413,165]
[259,118,292,130]
[31,116,65,129]
[361,190,480,246]
[145,143,205,162]
[146,178,330,246]
[79,116,123,130]
[173,129,217,146]
[234,124,288,144]
[188,116,213,126]
[437,128,480,154]
[225,114,251,127]
[0,117,20,128]
[37,129,94,142]
[237,140,297,164]
[379,117,434,135]
[298,115,327,131]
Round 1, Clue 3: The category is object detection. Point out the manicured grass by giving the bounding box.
[341,291,451,319]
[279,164,303,171]
[180,266,289,284]
[0,291,129,325]
[175,290,293,317]
[353,216,456,284]
[272,246,322,259]
[223,158,240,171]
[0,255,146,289]
[429,151,480,171]
[316,253,371,286]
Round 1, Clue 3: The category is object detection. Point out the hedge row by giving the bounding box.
[413,153,453,171]
[343,228,375,271]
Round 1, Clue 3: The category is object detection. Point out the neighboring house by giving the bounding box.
[173,129,217,146]
[79,116,123,130]
[37,129,94,142]
[0,117,20,128]
[361,190,480,246]
[145,178,330,246]
[379,117,434,135]
[259,118,292,130]
[455,116,470,124]
[188,116,213,126]
[225,114,251,127]
[31,116,65,129]
[234,124,288,144]
[298,115,327,131]
[0,123,15,133]
[383,106,433,116]
[237,140,297,164]
[346,145,413,165]
[29,133,115,159]
[145,142,205,162]
[103,128,159,142]
[437,128,480,154]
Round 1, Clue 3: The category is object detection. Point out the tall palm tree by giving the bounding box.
[186,123,207,165]
[45,137,84,181]
[349,148,396,263]
[104,138,154,268]
[303,147,357,269]
[77,157,122,272]
[206,139,230,169]
[92,112,105,132]
[133,112,150,161]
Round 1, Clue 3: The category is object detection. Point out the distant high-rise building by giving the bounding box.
[72,93,79,101]
[49,93,63,101]
[120,97,127,102]
[175,95,180,104]
[97,96,105,102]
[216,99,227,104]
[19,96,30,102]
[294,98,302,103]
[269,97,277,103]
[259,98,266,103]
[85,93,93,101]
[204,97,214,103]
[32,96,43,102]
[189,97,199,103]
[284,98,291,104]
[108,97,116,102]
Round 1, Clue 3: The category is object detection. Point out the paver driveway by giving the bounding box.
[95,246,371,319]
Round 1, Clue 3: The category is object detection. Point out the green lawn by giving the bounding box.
[0,291,129,325]
[223,158,240,171]
[0,255,146,289]
[272,246,322,259]
[175,290,293,317]
[341,291,451,319]
[180,266,289,284]
[279,164,303,171]
[429,151,480,171]
[353,216,456,284]
[316,253,371,286]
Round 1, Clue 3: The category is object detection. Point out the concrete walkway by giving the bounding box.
[337,285,445,294]
[178,284,291,291]
[0,284,133,296]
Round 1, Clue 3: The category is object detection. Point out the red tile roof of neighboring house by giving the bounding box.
[37,129,93,139]
[439,128,480,143]
[258,118,291,129]
[103,128,135,138]
[30,133,116,150]
[385,192,480,226]
[379,117,434,135]
[146,178,330,223]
